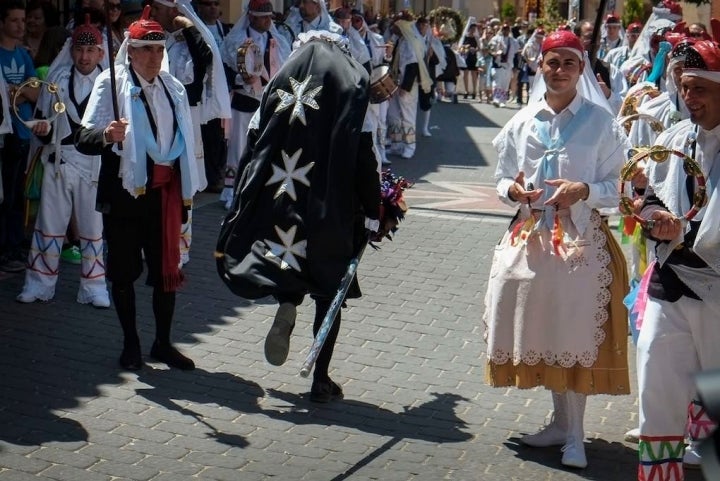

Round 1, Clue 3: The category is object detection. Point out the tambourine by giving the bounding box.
[12,77,65,128]
[617,113,665,136]
[619,145,707,230]
[237,42,263,82]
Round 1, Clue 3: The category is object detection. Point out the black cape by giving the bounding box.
[216,39,381,300]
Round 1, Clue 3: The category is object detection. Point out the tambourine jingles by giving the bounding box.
[237,42,263,82]
[617,113,665,136]
[12,77,65,128]
[619,145,707,230]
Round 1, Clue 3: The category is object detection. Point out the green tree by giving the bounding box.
[622,0,645,25]
[543,0,562,23]
[501,1,516,22]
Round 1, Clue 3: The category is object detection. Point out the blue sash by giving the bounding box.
[533,102,589,228]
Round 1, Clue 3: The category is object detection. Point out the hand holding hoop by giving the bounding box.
[12,78,65,129]
[619,145,707,230]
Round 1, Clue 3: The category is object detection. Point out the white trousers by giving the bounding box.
[364,100,389,172]
[492,66,512,103]
[387,84,418,156]
[637,295,720,480]
[22,161,107,301]
[221,109,253,209]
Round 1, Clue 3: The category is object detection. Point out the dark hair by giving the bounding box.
[26,1,60,28]
[0,1,26,23]
[34,25,69,67]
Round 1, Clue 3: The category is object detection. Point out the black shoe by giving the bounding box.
[150,341,195,370]
[310,378,344,403]
[264,302,296,366]
[472,93,476,100]
[463,93,468,99]
[119,343,142,371]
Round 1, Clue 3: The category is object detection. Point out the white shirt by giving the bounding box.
[493,93,629,235]
[73,68,99,102]
[135,71,173,159]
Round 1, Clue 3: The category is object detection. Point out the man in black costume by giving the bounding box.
[216,32,381,403]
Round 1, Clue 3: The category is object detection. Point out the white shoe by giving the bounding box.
[77,291,111,308]
[381,157,392,166]
[683,441,702,468]
[499,102,506,108]
[492,100,500,107]
[561,436,588,468]
[401,147,414,159]
[89,293,111,309]
[180,252,190,266]
[17,291,40,303]
[624,427,640,444]
[421,129,432,137]
[521,421,567,447]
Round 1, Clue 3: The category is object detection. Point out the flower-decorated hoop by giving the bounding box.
[619,145,707,229]
[617,113,665,136]
[12,77,65,128]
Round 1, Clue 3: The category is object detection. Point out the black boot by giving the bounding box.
[112,283,142,370]
[151,288,195,370]
[310,299,344,403]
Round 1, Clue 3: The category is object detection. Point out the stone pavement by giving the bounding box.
[0,98,706,481]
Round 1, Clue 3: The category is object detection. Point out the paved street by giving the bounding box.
[0,98,706,481]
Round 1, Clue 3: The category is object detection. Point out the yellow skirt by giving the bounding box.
[485,220,631,396]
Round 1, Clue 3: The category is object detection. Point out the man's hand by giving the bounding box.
[104,118,129,143]
[508,171,544,204]
[543,178,589,209]
[31,120,50,136]
[648,210,682,241]
[596,73,611,99]
[173,15,194,30]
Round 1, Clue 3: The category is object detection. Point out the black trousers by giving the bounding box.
[200,118,226,188]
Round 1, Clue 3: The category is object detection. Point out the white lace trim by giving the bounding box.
[486,211,613,369]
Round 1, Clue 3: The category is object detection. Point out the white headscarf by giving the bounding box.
[222,0,292,74]
[529,50,613,115]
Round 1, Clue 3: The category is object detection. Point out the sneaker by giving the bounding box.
[88,293,111,309]
[401,147,414,159]
[17,291,40,303]
[421,129,432,138]
[310,377,344,403]
[264,302,296,366]
[60,245,82,265]
[684,441,702,469]
[624,427,640,444]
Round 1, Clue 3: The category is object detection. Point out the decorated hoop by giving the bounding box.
[237,42,263,82]
[428,7,464,44]
[619,146,707,229]
[617,113,665,135]
[12,78,65,128]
